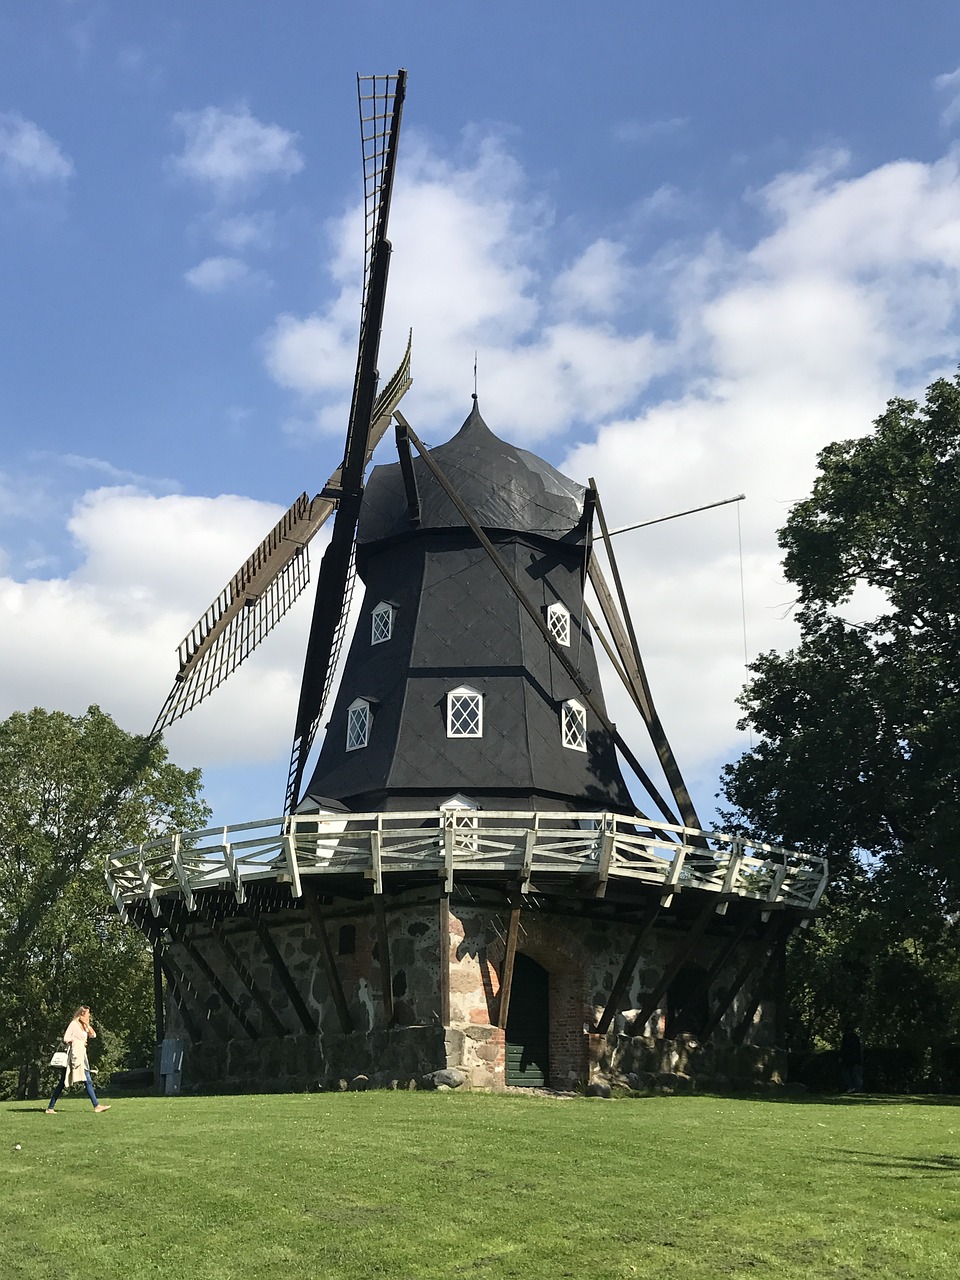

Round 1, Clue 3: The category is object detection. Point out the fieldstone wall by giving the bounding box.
[587,1033,787,1094]
[161,890,780,1093]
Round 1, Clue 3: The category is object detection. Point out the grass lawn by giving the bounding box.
[2,1089,959,1279]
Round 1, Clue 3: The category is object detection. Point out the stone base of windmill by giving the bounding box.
[156,888,789,1097]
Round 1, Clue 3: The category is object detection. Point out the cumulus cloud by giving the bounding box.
[552,239,635,317]
[0,489,317,772]
[184,255,251,292]
[170,104,303,196]
[0,113,74,182]
[262,132,674,440]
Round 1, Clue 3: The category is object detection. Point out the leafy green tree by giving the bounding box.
[721,373,960,1074]
[0,705,209,1097]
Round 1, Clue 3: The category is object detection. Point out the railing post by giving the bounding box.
[282,818,302,899]
[170,831,195,912]
[223,826,245,904]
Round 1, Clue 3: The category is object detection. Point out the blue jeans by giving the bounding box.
[48,1066,100,1109]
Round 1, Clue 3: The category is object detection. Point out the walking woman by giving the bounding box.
[45,1006,110,1114]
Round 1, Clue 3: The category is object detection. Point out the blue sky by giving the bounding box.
[3,2,960,831]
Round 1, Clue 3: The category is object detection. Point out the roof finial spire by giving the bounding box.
[473,351,478,400]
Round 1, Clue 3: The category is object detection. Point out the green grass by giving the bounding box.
[2,1090,959,1279]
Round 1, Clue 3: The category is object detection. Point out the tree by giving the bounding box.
[721,373,960,1075]
[0,705,209,1096]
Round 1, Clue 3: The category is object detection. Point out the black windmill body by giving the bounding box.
[302,399,633,815]
[111,71,828,1097]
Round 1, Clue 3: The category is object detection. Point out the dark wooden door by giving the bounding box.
[505,954,549,1086]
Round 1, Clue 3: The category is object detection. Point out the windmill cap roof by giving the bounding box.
[359,400,586,543]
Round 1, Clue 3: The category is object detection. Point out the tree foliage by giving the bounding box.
[0,705,209,1095]
[721,373,960,1072]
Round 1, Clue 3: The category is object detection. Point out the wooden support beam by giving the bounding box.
[281,832,303,899]
[659,841,688,908]
[136,844,161,917]
[588,488,705,835]
[395,416,421,525]
[760,861,789,920]
[245,905,318,1035]
[154,943,202,1045]
[520,825,536,895]
[699,913,755,995]
[443,820,455,894]
[715,839,746,913]
[439,895,451,1026]
[201,908,290,1038]
[169,831,196,911]
[774,927,788,1047]
[302,884,354,1034]
[628,899,718,1034]
[371,826,383,896]
[374,895,395,1026]
[732,919,793,1045]
[701,917,781,1040]
[153,942,165,1044]
[497,901,522,1030]
[223,833,246,904]
[166,907,260,1040]
[595,826,614,899]
[593,902,661,1035]
[584,602,636,706]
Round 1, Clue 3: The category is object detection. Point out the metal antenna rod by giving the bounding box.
[607,493,745,537]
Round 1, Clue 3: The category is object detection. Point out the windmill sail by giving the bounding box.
[152,494,329,735]
[151,335,411,738]
[285,69,407,813]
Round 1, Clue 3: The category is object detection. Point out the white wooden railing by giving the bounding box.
[104,809,828,922]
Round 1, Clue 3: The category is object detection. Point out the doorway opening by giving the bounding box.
[505,954,549,1086]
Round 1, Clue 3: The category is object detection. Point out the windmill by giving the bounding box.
[107,72,827,1095]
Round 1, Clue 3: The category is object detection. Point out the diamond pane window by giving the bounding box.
[547,602,571,647]
[561,699,587,751]
[447,686,483,738]
[346,698,371,751]
[371,601,394,645]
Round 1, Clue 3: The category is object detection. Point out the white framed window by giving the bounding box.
[447,686,483,738]
[371,601,394,645]
[440,793,480,851]
[561,699,587,751]
[547,602,571,647]
[346,698,371,751]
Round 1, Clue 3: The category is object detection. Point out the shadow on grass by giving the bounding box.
[828,1148,960,1177]
[700,1090,960,1108]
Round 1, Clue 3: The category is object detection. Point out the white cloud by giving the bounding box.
[0,489,317,782]
[552,239,634,317]
[215,212,274,251]
[935,66,960,127]
[0,113,74,182]
[31,452,181,491]
[170,105,303,196]
[184,255,251,292]
[261,132,673,441]
[614,116,688,145]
